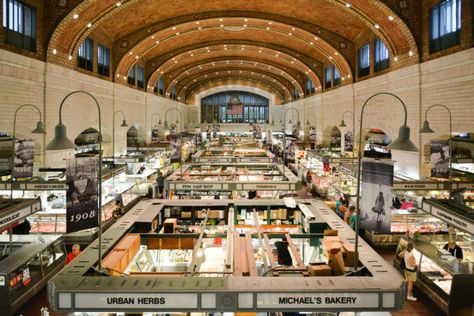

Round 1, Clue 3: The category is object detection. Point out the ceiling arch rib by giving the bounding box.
[166,60,303,97]
[144,42,323,94]
[146,45,320,91]
[164,55,305,83]
[173,68,295,100]
[48,1,419,77]
[114,18,352,84]
[162,56,306,93]
[183,76,289,104]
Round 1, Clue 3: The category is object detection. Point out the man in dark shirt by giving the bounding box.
[156,171,165,198]
[443,240,463,261]
[275,237,293,266]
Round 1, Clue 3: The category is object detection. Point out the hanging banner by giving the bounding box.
[66,157,99,233]
[170,132,182,163]
[13,139,34,179]
[344,131,354,152]
[194,127,202,147]
[284,137,296,163]
[430,140,450,178]
[309,127,317,150]
[359,158,394,234]
[151,128,159,143]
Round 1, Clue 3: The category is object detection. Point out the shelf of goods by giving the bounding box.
[167,163,301,198]
[4,169,141,245]
[192,148,273,163]
[48,198,406,313]
[394,236,473,313]
[364,181,474,247]
[0,235,66,316]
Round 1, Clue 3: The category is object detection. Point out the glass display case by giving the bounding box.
[28,173,139,236]
[394,236,474,313]
[365,208,448,246]
[0,235,65,315]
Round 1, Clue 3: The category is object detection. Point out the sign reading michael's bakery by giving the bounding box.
[257,293,379,309]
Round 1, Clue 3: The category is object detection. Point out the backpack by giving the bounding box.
[399,255,406,270]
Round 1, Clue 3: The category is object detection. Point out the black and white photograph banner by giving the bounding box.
[194,127,202,146]
[284,137,296,163]
[151,128,159,143]
[170,133,182,163]
[344,131,354,152]
[13,139,35,179]
[359,158,394,234]
[309,127,317,150]
[66,157,99,233]
[430,139,450,178]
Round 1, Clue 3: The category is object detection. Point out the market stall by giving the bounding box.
[364,179,474,247]
[0,234,66,316]
[192,148,274,164]
[166,162,301,199]
[48,198,405,313]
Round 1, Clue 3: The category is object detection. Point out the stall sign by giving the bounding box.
[21,182,68,190]
[0,206,34,230]
[392,182,439,190]
[176,183,223,190]
[256,293,380,309]
[0,276,5,286]
[74,293,198,309]
[238,158,270,163]
[427,205,474,235]
[175,191,231,196]
[244,183,290,190]
[22,268,31,286]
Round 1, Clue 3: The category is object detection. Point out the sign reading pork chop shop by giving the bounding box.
[256,293,379,309]
[74,293,198,310]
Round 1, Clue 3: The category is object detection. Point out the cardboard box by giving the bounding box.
[181,211,192,219]
[324,229,338,236]
[342,243,356,267]
[208,210,220,219]
[308,263,332,276]
[327,251,345,276]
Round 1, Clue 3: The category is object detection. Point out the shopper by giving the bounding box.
[65,244,81,265]
[401,241,418,301]
[345,205,355,225]
[112,200,125,220]
[12,219,31,234]
[275,237,293,266]
[156,171,165,198]
[339,200,349,220]
[349,206,357,230]
[443,239,463,261]
[335,196,343,217]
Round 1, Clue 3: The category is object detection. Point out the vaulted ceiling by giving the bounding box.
[46,0,419,104]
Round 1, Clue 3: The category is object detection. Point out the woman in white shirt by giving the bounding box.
[403,241,418,301]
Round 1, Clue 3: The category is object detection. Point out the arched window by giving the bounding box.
[201,91,269,123]
[305,78,315,96]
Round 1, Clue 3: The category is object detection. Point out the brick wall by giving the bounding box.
[282,47,474,178]
[0,48,185,169]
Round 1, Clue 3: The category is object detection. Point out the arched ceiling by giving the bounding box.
[46,0,419,104]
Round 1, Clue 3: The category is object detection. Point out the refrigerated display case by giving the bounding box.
[394,236,473,313]
[0,235,65,316]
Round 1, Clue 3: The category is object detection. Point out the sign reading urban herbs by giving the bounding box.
[65,157,99,233]
[74,293,198,309]
[430,140,450,178]
[13,139,35,179]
